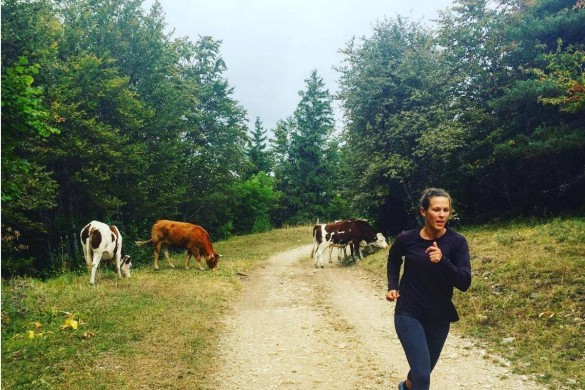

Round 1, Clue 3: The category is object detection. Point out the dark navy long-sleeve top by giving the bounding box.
[387,228,472,323]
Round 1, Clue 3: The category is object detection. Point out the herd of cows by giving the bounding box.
[311,219,388,268]
[80,218,388,285]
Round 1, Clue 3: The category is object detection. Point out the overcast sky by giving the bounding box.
[144,0,455,130]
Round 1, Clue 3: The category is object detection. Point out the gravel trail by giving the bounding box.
[213,245,544,390]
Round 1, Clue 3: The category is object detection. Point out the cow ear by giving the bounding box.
[217,253,222,258]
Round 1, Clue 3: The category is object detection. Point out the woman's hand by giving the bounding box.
[425,241,443,263]
[386,290,400,301]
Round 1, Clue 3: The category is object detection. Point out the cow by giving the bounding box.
[80,221,132,285]
[311,224,354,263]
[135,220,221,271]
[312,219,388,268]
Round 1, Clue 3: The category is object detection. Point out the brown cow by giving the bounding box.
[136,220,221,270]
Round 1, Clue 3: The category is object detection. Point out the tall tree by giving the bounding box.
[270,117,294,226]
[1,0,250,275]
[246,117,272,176]
[337,17,453,232]
[280,70,337,223]
[1,0,64,274]
[176,36,249,235]
[437,0,585,218]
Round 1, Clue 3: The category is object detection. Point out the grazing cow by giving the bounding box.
[80,221,131,285]
[135,220,221,270]
[312,219,388,268]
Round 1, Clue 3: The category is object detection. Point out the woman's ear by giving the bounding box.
[419,207,426,217]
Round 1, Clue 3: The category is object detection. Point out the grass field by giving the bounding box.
[2,218,584,389]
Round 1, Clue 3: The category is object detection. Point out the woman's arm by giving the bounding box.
[387,234,404,291]
[438,236,472,291]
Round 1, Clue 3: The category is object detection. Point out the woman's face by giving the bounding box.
[421,196,451,231]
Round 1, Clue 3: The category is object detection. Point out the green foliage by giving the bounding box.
[231,172,278,234]
[2,0,584,278]
[1,56,59,201]
[275,70,340,224]
[534,42,585,113]
[338,17,456,231]
[246,117,272,176]
[1,0,251,275]
[338,0,585,233]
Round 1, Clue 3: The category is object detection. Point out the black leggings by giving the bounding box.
[394,314,450,390]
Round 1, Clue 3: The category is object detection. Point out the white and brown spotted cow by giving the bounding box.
[311,223,353,263]
[312,219,388,268]
[80,221,131,285]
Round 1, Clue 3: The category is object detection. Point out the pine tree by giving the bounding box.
[280,70,337,223]
[247,116,272,176]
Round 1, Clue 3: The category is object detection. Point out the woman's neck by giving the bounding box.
[420,226,446,240]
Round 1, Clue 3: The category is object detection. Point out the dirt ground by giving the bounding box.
[213,245,545,390]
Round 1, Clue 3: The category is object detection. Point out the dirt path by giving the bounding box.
[213,245,544,390]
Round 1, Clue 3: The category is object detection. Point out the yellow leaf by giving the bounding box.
[60,318,79,330]
[33,321,42,329]
[27,330,35,339]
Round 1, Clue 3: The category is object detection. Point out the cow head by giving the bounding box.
[121,255,132,278]
[372,233,388,249]
[206,253,221,270]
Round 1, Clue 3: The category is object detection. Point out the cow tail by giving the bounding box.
[135,239,152,247]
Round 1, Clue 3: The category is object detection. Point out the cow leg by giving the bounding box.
[195,257,204,270]
[313,246,320,267]
[153,242,162,270]
[349,242,356,262]
[83,244,93,275]
[314,243,328,268]
[312,242,321,259]
[354,243,363,263]
[90,254,101,285]
[184,251,191,269]
[163,247,175,268]
[192,248,204,271]
[328,247,334,263]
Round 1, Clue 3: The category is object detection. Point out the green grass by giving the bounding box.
[358,216,585,389]
[2,218,584,389]
[1,225,312,389]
